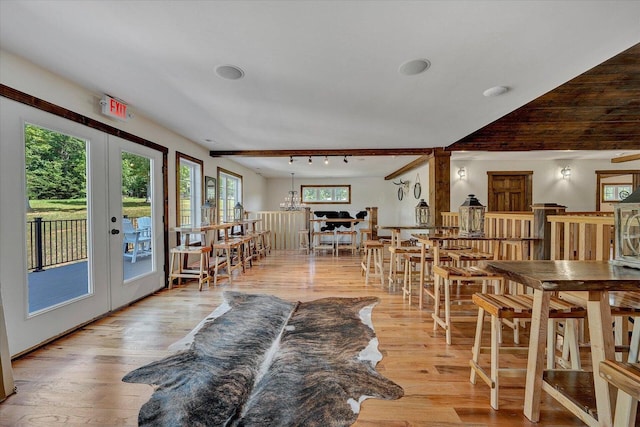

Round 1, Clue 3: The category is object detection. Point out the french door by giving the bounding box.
[0,97,164,356]
[107,136,164,309]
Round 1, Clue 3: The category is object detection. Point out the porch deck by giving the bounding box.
[27,257,153,312]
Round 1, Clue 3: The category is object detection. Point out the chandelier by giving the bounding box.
[280,173,307,211]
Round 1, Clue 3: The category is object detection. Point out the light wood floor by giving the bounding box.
[0,250,586,426]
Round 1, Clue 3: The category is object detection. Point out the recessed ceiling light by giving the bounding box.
[215,65,245,80]
[483,86,509,97]
[398,59,431,76]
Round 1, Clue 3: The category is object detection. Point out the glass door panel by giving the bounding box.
[24,123,91,315]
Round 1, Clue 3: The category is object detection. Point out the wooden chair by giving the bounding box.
[168,245,211,291]
[469,293,586,410]
[598,360,639,427]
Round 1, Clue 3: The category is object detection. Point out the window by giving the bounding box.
[175,152,203,228]
[602,183,632,202]
[302,185,351,204]
[217,167,242,222]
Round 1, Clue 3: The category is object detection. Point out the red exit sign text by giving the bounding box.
[100,95,130,121]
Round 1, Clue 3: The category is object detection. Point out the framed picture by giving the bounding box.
[205,176,216,204]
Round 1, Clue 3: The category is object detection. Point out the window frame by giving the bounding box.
[217,167,243,222]
[175,152,203,228]
[301,184,351,204]
[601,182,633,202]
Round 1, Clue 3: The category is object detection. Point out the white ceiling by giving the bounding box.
[1,1,639,178]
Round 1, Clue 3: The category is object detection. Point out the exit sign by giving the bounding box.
[100,95,130,121]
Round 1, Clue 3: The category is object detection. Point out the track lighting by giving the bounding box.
[343,155,348,164]
[308,156,312,164]
[324,156,329,165]
[289,156,293,165]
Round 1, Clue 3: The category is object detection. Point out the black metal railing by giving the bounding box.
[27,217,88,271]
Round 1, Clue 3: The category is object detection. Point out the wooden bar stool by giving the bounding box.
[259,230,271,255]
[298,229,310,254]
[211,239,244,285]
[402,251,452,306]
[432,265,504,345]
[359,228,372,253]
[388,246,421,289]
[168,245,211,291]
[469,293,586,410]
[598,360,639,427]
[361,240,384,286]
[336,229,357,255]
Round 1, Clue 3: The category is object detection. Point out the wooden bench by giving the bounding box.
[470,293,586,410]
[598,360,639,427]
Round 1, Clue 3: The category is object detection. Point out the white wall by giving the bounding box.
[450,158,639,212]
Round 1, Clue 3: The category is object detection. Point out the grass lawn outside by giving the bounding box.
[27,197,152,221]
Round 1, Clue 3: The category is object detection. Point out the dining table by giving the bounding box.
[171,219,262,247]
[483,260,640,426]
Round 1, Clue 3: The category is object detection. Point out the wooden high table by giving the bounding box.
[172,219,262,246]
[411,233,533,309]
[484,260,640,426]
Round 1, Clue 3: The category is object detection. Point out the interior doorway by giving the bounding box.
[487,171,533,211]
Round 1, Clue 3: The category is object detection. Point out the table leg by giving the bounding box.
[587,290,616,426]
[524,289,550,422]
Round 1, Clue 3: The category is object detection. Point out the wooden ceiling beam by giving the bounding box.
[210,148,433,157]
[384,155,431,180]
[611,153,640,163]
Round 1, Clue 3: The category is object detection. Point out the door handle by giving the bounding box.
[111,229,120,235]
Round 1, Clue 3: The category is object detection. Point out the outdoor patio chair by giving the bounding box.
[123,218,151,263]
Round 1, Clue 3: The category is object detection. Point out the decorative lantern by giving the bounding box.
[415,199,430,227]
[200,200,215,226]
[458,194,486,237]
[233,202,244,222]
[612,186,640,269]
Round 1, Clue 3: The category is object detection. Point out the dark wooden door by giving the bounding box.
[487,172,532,211]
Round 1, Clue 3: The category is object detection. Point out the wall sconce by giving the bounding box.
[561,166,571,179]
[457,167,466,180]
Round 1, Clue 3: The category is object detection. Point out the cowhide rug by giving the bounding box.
[123,291,403,426]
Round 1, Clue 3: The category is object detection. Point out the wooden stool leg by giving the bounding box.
[444,277,452,345]
[470,306,486,384]
[168,251,176,289]
[490,314,500,410]
[376,248,384,287]
[433,274,441,331]
[226,247,233,284]
[365,248,372,285]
